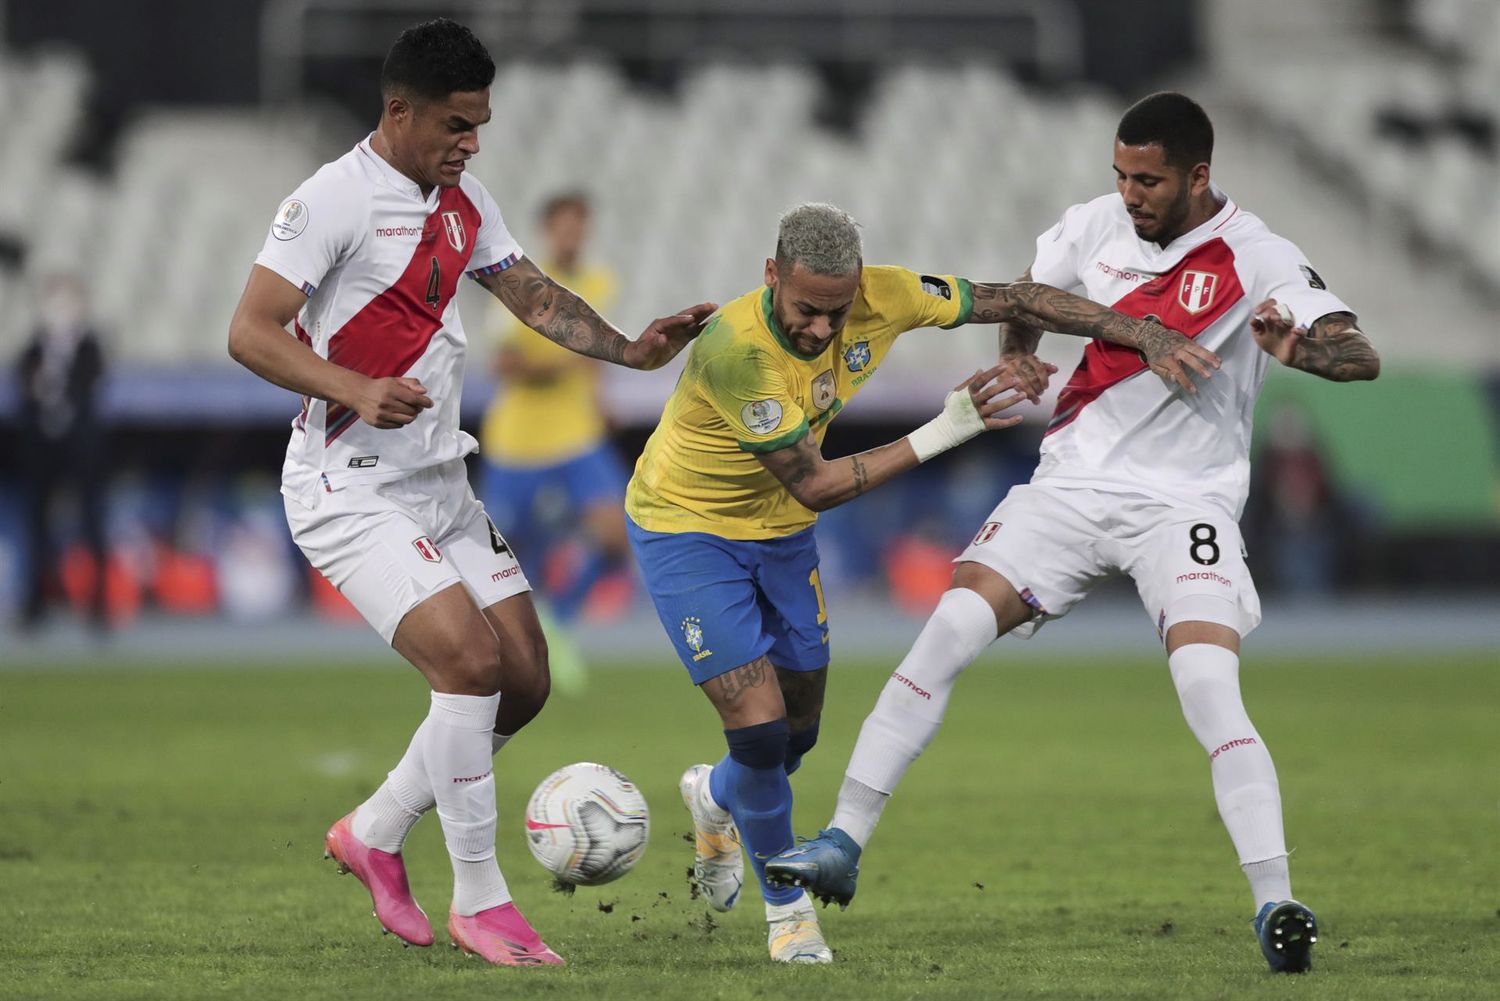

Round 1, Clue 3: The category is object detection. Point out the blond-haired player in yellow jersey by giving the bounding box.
[627,203,1202,964]
[480,193,625,683]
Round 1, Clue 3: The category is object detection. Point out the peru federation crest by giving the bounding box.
[441,210,466,252]
[1178,270,1217,314]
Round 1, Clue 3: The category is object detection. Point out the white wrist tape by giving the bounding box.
[907,388,987,463]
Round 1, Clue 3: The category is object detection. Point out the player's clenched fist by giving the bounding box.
[1136,319,1221,395]
[354,376,434,429]
[1247,298,1304,367]
[623,302,719,370]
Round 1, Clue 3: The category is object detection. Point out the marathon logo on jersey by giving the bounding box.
[1300,264,1327,290]
[972,521,1002,545]
[271,198,309,241]
[347,455,379,469]
[682,616,712,662]
[843,341,871,372]
[919,275,952,300]
[441,211,466,252]
[741,399,783,435]
[812,370,836,411]
[412,536,443,563]
[1178,270,1218,314]
[490,566,522,582]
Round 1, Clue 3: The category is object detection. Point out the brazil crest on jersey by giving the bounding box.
[626,265,972,540]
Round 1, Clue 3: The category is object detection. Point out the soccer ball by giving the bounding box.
[524,762,650,887]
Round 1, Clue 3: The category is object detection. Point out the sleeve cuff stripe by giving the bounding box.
[940,277,974,328]
[469,252,522,277]
[736,420,810,454]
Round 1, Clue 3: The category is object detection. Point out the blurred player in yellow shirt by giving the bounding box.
[479,193,626,686]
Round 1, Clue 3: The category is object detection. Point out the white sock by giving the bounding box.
[834,588,998,847]
[351,718,437,852]
[765,890,814,922]
[421,691,512,916]
[491,731,512,756]
[1168,643,1291,909]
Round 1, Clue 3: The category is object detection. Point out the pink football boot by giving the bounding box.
[323,812,434,947]
[448,902,565,966]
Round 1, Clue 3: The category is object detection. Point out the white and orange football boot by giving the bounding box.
[448,902,565,967]
[679,763,745,912]
[323,812,434,947]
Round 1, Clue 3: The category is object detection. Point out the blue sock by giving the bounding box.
[553,547,611,623]
[709,719,801,906]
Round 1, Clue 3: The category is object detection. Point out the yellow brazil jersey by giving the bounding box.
[626,265,972,540]
[480,261,618,466]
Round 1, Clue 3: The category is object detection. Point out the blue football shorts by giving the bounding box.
[626,517,831,684]
[481,441,626,534]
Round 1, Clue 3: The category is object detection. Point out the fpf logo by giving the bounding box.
[1178,270,1217,314]
[843,341,871,372]
[682,617,713,662]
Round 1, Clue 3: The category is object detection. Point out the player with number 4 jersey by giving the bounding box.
[768,93,1380,975]
[628,202,1195,965]
[228,19,714,970]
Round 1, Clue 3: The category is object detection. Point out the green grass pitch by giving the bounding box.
[2,652,1495,1000]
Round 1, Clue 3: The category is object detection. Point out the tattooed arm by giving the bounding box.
[963,278,1221,395]
[475,256,715,370]
[1249,303,1380,382]
[995,268,1050,400]
[756,365,1026,512]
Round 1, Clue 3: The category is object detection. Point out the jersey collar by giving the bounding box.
[358,133,439,206]
[1132,185,1237,261]
[760,286,823,361]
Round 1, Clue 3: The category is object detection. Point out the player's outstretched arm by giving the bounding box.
[477,257,716,370]
[756,364,1028,512]
[994,268,1049,397]
[227,265,433,429]
[965,279,1222,395]
[1249,301,1380,382]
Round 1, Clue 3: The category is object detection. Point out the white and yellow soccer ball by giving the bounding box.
[524,762,650,886]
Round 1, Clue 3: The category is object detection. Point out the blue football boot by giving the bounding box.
[1255,899,1318,973]
[764,828,862,909]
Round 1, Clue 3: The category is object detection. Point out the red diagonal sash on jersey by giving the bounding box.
[1046,237,1244,436]
[323,187,482,442]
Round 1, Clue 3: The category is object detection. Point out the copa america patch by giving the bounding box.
[741,399,783,435]
[272,198,309,241]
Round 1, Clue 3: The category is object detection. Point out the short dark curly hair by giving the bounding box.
[1116,92,1214,170]
[380,18,495,101]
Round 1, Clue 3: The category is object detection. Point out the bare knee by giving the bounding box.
[501,627,551,727]
[950,561,1034,636]
[435,641,506,696]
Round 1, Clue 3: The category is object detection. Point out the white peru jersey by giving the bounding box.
[1029,189,1351,519]
[254,136,522,503]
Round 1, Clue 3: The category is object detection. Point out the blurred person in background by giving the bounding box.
[770,92,1380,975]
[1246,402,1345,595]
[227,18,713,969]
[14,273,109,633]
[479,191,627,691]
